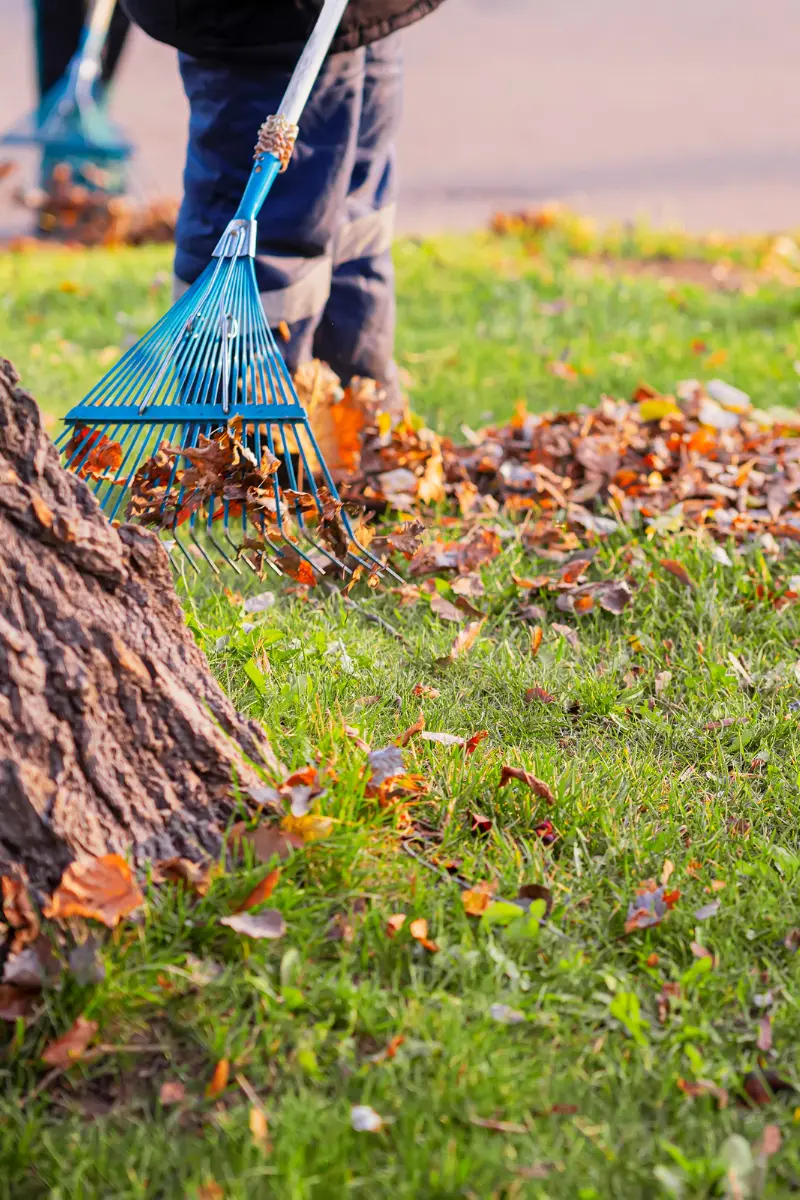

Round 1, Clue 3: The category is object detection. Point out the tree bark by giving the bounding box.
[0,358,277,887]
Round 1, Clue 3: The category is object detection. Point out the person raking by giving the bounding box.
[119,0,447,416]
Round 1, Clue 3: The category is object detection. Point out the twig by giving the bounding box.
[236,1071,268,1117]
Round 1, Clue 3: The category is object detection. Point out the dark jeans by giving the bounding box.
[175,35,403,402]
[33,0,130,98]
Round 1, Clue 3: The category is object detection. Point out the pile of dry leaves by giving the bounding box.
[1,161,177,248]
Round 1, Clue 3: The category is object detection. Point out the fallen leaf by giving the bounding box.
[44,855,143,928]
[351,1104,385,1132]
[430,593,465,623]
[220,910,286,940]
[462,881,496,916]
[249,1105,270,1148]
[741,1070,796,1106]
[499,765,555,804]
[469,810,493,835]
[624,880,680,933]
[1,876,40,952]
[757,1016,773,1053]
[759,1124,782,1157]
[525,685,556,705]
[530,626,543,657]
[469,1115,529,1134]
[466,730,489,754]
[421,731,465,747]
[0,984,37,1021]
[41,1015,98,1067]
[386,913,406,937]
[437,618,485,665]
[367,745,406,788]
[206,1058,230,1098]
[694,901,720,920]
[677,1078,728,1108]
[280,813,333,843]
[691,941,713,959]
[594,580,633,614]
[660,559,694,589]
[235,823,303,864]
[409,917,439,952]
[412,683,440,698]
[489,1003,525,1025]
[517,883,553,918]
[153,857,210,897]
[235,868,281,912]
[551,623,580,651]
[159,1080,186,1106]
[397,713,425,746]
[661,860,675,887]
[197,1183,224,1200]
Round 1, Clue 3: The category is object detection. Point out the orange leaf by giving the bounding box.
[206,1058,230,1098]
[465,730,489,755]
[1,876,40,953]
[235,868,281,912]
[530,626,543,657]
[409,917,428,940]
[524,686,556,705]
[386,913,406,937]
[44,854,143,928]
[438,618,485,665]
[660,559,693,589]
[41,1015,98,1067]
[462,881,496,916]
[397,713,424,747]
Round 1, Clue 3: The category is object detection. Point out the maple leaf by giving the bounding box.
[45,855,143,928]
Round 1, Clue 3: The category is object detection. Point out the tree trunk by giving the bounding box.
[0,358,277,887]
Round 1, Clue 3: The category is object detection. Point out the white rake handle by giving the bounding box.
[73,0,117,101]
[277,0,351,126]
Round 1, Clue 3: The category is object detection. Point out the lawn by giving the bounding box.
[3,217,800,1199]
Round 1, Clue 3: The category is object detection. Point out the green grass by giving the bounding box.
[3,224,800,1198]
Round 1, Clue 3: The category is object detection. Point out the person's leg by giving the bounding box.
[33,0,83,99]
[311,34,404,411]
[174,49,365,370]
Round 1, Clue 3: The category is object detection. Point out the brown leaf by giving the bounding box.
[367,744,406,788]
[1,876,40,952]
[660,559,694,589]
[220,910,286,940]
[551,622,580,651]
[741,1070,796,1107]
[499,765,555,804]
[517,883,554,918]
[0,984,37,1022]
[594,580,634,614]
[676,1078,728,1109]
[525,685,556,705]
[452,574,485,599]
[437,618,485,665]
[153,858,210,897]
[469,1115,529,1133]
[206,1058,230,1098]
[159,1080,186,1106]
[759,1124,782,1157]
[235,823,304,864]
[530,626,543,657]
[397,713,425,747]
[412,683,440,698]
[235,868,281,912]
[430,593,465,623]
[44,855,143,928]
[41,1015,98,1067]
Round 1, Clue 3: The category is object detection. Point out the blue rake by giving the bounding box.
[57,0,397,584]
[1,0,132,167]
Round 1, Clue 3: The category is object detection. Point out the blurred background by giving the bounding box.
[0,0,799,235]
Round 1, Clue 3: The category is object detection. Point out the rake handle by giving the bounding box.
[233,0,350,225]
[71,0,117,102]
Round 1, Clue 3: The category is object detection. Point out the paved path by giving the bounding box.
[1,0,800,234]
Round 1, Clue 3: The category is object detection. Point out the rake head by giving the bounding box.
[58,222,397,584]
[1,76,132,164]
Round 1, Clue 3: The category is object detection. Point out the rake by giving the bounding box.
[58,0,398,583]
[1,0,132,179]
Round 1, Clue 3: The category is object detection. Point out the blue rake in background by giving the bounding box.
[1,0,132,173]
[57,0,396,583]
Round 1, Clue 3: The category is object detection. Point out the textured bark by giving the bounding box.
[0,358,277,887]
